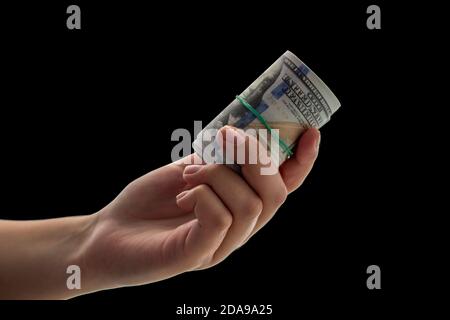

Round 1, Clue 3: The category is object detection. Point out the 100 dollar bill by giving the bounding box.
[193,51,341,168]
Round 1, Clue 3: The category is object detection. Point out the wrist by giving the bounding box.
[64,213,101,298]
[0,214,100,299]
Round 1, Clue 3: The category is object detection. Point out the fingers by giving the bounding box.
[175,184,232,268]
[176,127,320,268]
[182,164,262,264]
[279,128,320,193]
[180,126,288,263]
[226,127,288,234]
[244,128,320,239]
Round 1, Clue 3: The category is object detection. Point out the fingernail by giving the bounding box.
[184,164,203,175]
[176,190,189,200]
[315,132,321,152]
[225,126,246,146]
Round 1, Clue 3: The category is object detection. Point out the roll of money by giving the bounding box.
[193,50,340,168]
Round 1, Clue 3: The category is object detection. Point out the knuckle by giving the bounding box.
[241,196,263,219]
[184,256,202,271]
[193,184,211,200]
[194,184,211,196]
[186,254,211,271]
[272,186,288,206]
[213,212,233,230]
[192,255,218,271]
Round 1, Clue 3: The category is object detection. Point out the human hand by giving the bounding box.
[78,127,321,294]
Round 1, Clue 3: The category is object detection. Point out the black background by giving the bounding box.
[0,0,446,317]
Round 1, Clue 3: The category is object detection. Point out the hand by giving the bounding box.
[79,127,321,293]
[0,126,320,298]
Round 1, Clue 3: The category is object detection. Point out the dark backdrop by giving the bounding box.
[0,0,444,317]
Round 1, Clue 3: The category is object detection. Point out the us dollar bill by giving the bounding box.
[193,50,341,167]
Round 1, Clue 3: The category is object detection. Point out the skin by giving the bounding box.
[0,126,320,299]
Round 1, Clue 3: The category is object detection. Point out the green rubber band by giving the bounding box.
[235,95,293,157]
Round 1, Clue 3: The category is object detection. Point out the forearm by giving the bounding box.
[0,215,96,299]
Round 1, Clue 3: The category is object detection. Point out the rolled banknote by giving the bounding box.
[193,50,340,169]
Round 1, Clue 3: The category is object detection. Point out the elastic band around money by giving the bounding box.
[235,95,293,157]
